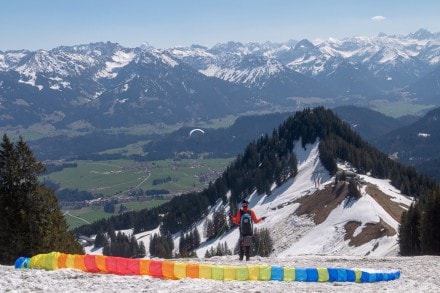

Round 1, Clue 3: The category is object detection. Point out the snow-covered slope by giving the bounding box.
[192,140,411,258]
[85,140,413,258]
[168,29,440,90]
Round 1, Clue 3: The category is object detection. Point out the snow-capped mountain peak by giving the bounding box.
[2,29,440,129]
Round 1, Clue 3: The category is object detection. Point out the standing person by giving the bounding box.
[229,199,266,261]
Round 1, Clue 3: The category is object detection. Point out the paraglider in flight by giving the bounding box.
[189,128,205,136]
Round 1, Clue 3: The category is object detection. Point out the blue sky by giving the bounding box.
[1,0,440,51]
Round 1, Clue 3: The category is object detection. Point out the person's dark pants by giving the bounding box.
[239,236,252,261]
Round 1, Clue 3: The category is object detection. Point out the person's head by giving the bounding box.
[241,199,249,209]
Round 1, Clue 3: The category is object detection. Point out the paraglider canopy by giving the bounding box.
[189,128,205,136]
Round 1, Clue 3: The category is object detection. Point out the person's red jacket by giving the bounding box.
[230,206,263,225]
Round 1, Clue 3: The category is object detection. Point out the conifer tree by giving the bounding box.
[179,231,188,257]
[94,232,108,248]
[149,234,157,257]
[138,241,146,258]
[0,134,83,264]
[204,218,213,239]
[212,207,227,238]
[398,203,421,256]
[347,178,361,201]
[420,190,440,254]
[253,228,273,257]
[193,227,201,248]
[130,235,139,257]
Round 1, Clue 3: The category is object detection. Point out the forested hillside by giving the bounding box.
[374,107,440,182]
[74,107,440,256]
[0,135,83,265]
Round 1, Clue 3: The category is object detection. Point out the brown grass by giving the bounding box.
[296,182,348,225]
[295,181,400,249]
[365,184,409,222]
[344,219,396,248]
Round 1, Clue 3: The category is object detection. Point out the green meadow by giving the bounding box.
[371,100,434,118]
[45,157,233,229]
[64,199,168,229]
[44,158,233,197]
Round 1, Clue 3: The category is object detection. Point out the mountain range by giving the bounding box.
[1,29,440,130]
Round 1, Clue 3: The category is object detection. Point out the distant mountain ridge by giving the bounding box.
[171,28,440,95]
[373,107,440,175]
[1,29,440,130]
[333,105,417,140]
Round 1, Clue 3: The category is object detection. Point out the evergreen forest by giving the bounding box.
[0,135,83,265]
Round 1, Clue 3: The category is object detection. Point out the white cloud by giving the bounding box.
[371,15,386,21]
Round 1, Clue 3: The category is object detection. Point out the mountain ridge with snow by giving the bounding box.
[192,141,411,258]
[1,29,440,129]
[84,139,412,259]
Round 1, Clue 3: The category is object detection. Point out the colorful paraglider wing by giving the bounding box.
[16,252,401,283]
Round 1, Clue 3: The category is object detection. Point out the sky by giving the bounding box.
[1,0,440,51]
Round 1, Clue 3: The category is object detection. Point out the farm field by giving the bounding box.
[44,157,233,229]
[63,199,168,229]
[44,158,233,197]
[371,100,434,118]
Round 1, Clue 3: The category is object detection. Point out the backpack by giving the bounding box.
[239,210,253,236]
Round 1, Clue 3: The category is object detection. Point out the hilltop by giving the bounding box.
[88,140,411,257]
[82,108,420,258]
